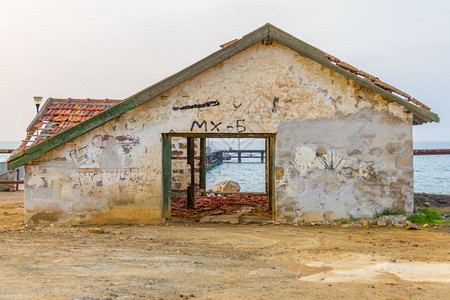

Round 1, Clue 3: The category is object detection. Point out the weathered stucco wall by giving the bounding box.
[24,41,413,224]
[276,110,413,223]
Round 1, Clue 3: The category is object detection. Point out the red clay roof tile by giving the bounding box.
[20,98,122,150]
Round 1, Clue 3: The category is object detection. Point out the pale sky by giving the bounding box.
[1,0,449,142]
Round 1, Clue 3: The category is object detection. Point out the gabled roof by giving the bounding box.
[7,23,439,170]
[17,98,122,152]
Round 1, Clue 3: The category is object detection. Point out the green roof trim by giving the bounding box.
[7,23,439,170]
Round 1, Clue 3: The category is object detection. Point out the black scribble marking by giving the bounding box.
[272,97,280,113]
[190,120,207,132]
[173,100,220,111]
[210,121,222,132]
[230,102,243,116]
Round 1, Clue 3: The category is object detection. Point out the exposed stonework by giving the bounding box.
[23,41,414,225]
[171,137,201,192]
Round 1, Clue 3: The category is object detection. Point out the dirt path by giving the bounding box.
[1,192,450,299]
[0,191,23,229]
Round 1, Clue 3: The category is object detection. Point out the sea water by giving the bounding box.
[206,160,266,192]
[1,140,449,194]
[413,141,450,194]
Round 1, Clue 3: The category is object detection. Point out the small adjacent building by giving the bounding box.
[8,24,439,224]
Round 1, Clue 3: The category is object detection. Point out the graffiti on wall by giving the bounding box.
[173,100,220,111]
[91,134,140,154]
[68,134,141,168]
[69,146,89,166]
[73,166,156,189]
[190,119,246,132]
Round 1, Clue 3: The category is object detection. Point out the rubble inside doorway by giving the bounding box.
[171,194,270,221]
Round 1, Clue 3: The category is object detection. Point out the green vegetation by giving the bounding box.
[406,208,449,225]
[375,208,405,219]
[333,216,359,224]
[334,218,349,224]
[350,216,360,222]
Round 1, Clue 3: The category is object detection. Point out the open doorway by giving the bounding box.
[162,133,276,222]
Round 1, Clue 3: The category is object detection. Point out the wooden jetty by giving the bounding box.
[414,149,450,155]
[206,150,226,169]
[206,149,265,169]
[0,168,23,192]
[226,150,265,163]
[0,149,14,154]
[0,149,23,191]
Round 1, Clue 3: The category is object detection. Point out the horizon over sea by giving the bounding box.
[1,140,449,194]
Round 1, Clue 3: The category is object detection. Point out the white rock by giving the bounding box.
[405,220,422,230]
[377,215,406,226]
[211,181,241,193]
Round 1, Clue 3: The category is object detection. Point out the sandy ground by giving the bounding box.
[1,191,450,299]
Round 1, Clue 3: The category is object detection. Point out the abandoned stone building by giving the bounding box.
[8,24,439,224]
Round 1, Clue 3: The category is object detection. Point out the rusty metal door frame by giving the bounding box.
[162,133,276,220]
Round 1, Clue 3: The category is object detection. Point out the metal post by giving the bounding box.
[200,138,206,191]
[265,139,269,196]
[16,168,19,191]
[268,136,276,217]
[187,137,195,208]
[162,134,172,219]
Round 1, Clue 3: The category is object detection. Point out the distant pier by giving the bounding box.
[413,149,450,155]
[0,149,23,191]
[206,150,265,169]
[206,150,225,169]
[0,149,14,154]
